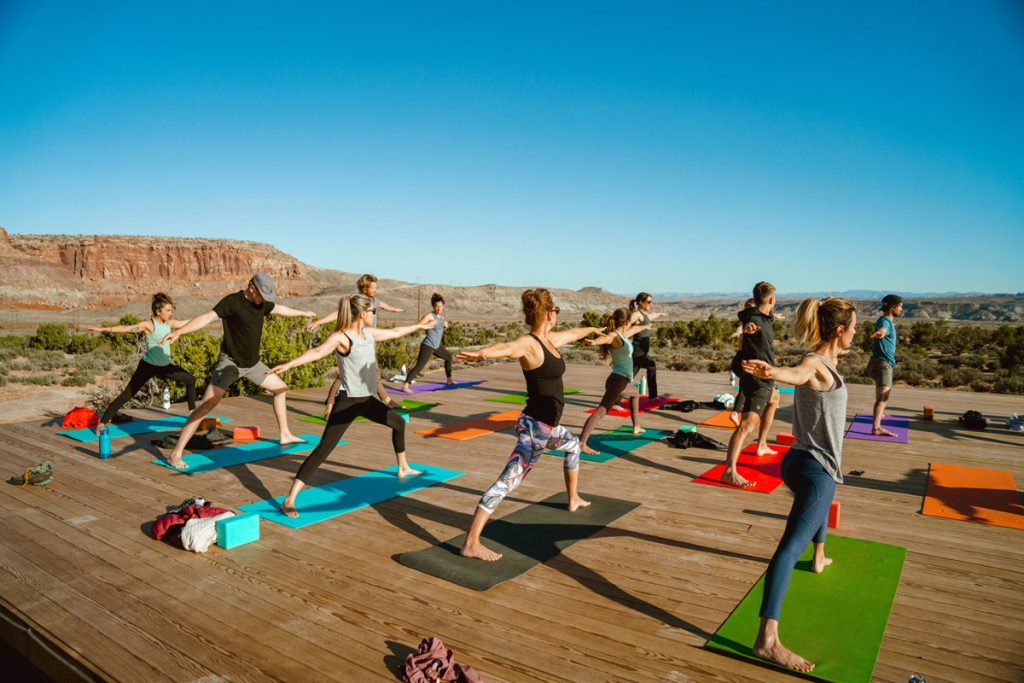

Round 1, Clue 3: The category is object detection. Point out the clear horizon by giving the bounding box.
[1,1,1022,294]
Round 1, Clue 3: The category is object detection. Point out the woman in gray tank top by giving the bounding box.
[401,292,455,392]
[267,294,433,519]
[740,297,857,674]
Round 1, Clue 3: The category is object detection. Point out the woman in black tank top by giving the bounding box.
[454,289,601,562]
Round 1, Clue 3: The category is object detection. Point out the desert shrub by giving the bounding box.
[0,375,6,387]
[941,367,981,388]
[580,311,605,328]
[0,335,30,352]
[19,374,58,386]
[377,337,416,374]
[257,316,334,394]
[442,321,467,348]
[67,334,104,355]
[29,323,70,351]
[62,370,96,387]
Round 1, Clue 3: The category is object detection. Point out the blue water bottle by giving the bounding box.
[99,426,111,459]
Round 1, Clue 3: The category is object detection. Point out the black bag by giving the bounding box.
[959,410,987,430]
[665,430,728,451]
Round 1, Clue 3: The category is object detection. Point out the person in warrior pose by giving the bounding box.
[866,294,903,437]
[740,296,856,672]
[456,289,601,561]
[628,292,666,399]
[401,293,454,392]
[160,274,316,469]
[89,292,196,433]
[268,294,432,517]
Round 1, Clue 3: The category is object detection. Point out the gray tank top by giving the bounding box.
[791,353,847,483]
[335,330,377,398]
[423,313,443,349]
[636,311,652,339]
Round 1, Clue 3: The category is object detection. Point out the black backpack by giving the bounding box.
[665,430,728,451]
[959,410,987,430]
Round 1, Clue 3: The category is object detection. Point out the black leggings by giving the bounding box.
[101,360,197,423]
[631,337,658,399]
[405,343,453,384]
[295,394,406,484]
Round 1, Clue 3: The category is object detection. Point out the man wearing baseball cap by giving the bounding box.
[160,273,316,469]
[866,294,904,437]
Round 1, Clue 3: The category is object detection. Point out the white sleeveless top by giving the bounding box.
[335,330,377,398]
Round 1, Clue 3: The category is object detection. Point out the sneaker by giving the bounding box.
[1008,414,1024,432]
[7,460,54,486]
[166,496,206,514]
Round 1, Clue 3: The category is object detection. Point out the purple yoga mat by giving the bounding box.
[386,380,483,395]
[845,413,910,443]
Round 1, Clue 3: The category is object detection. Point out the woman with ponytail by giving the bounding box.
[455,289,602,561]
[628,292,666,399]
[740,297,857,673]
[576,307,652,454]
[266,294,433,518]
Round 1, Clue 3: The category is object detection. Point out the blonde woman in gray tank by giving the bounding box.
[267,294,433,518]
[740,297,857,674]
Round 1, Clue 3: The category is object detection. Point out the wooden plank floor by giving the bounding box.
[1,363,1022,682]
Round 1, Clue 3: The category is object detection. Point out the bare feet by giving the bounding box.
[446,378,455,385]
[729,412,740,427]
[632,427,645,436]
[281,497,298,518]
[580,444,600,456]
[166,455,188,470]
[756,444,778,457]
[872,427,897,438]
[568,495,591,512]
[461,540,502,561]
[812,555,833,573]
[279,434,307,446]
[401,383,414,394]
[753,637,815,673]
[397,466,423,478]
[721,467,755,488]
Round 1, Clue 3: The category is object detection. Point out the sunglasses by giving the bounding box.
[551,307,560,314]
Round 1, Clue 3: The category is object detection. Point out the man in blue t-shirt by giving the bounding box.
[866,294,903,437]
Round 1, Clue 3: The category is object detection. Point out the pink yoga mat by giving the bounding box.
[585,396,679,417]
[845,414,909,444]
[386,380,483,395]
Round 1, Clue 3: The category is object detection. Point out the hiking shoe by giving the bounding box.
[7,460,54,487]
[166,496,206,514]
[1008,414,1024,432]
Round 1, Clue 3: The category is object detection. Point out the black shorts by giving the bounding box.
[739,377,776,415]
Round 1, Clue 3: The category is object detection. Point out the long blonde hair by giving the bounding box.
[335,294,374,332]
[793,297,856,346]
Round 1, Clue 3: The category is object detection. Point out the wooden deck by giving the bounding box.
[1,363,1022,682]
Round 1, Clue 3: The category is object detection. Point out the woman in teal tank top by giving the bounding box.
[88,293,197,433]
[576,307,653,456]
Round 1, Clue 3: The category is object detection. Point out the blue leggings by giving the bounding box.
[759,449,836,621]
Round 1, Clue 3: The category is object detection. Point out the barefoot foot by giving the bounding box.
[753,639,815,672]
[401,384,414,394]
[872,427,897,438]
[721,468,754,488]
[729,412,740,427]
[568,496,591,512]
[279,435,307,446]
[812,555,833,573]
[580,444,600,456]
[756,444,778,457]
[446,378,455,385]
[461,541,502,561]
[632,427,645,435]
[281,498,299,518]
[397,466,423,478]
[167,455,188,471]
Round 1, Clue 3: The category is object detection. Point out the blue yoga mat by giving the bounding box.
[151,435,325,474]
[733,385,794,395]
[59,414,233,442]
[239,463,463,528]
[545,426,674,463]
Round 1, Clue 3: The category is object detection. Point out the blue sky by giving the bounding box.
[1,1,1022,295]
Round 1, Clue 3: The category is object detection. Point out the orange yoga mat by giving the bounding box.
[699,410,738,430]
[922,463,1024,530]
[415,410,521,441]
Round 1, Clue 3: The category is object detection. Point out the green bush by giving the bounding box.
[0,335,30,352]
[62,370,96,387]
[29,323,70,351]
[580,311,605,328]
[19,374,58,386]
[67,334,104,355]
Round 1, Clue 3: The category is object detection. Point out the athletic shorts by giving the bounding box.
[209,354,271,390]
[599,373,638,410]
[866,357,893,388]
[739,376,776,415]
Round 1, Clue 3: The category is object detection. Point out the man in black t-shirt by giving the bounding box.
[160,273,316,469]
[722,281,781,488]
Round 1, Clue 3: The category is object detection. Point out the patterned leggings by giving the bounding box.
[478,413,581,514]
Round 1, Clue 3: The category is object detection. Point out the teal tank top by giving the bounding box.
[143,318,172,366]
[610,331,633,379]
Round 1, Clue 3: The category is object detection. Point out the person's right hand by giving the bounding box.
[86,327,103,333]
[160,331,180,345]
[457,351,485,362]
[267,364,288,376]
[741,359,773,379]
[305,320,321,332]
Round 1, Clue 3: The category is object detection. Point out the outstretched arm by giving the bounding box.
[548,326,602,347]
[306,310,338,332]
[871,327,887,339]
[161,310,218,344]
[368,321,433,342]
[378,301,402,313]
[742,354,820,387]
[621,324,652,339]
[272,304,317,318]
[457,335,536,362]
[583,331,621,347]
[268,332,346,375]
[88,320,153,334]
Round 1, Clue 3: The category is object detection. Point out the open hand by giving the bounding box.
[457,351,485,362]
[741,359,773,379]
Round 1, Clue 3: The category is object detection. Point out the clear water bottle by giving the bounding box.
[99,427,111,460]
[162,387,171,410]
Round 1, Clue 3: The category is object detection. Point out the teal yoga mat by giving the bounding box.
[59,414,233,442]
[297,399,437,425]
[706,535,906,683]
[239,463,463,528]
[545,425,673,463]
[151,435,325,474]
[485,389,582,405]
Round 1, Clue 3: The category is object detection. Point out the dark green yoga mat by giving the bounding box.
[297,399,437,425]
[545,425,673,463]
[706,535,906,683]
[397,491,640,591]
[485,388,582,405]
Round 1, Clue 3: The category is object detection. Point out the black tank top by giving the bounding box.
[523,334,566,426]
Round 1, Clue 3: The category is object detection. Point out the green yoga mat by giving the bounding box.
[151,435,326,474]
[239,463,463,528]
[59,414,233,442]
[297,399,437,425]
[485,389,582,405]
[706,535,906,683]
[397,492,640,591]
[544,425,673,463]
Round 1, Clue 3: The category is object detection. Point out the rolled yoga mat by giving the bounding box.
[693,444,787,494]
[845,414,909,443]
[545,425,674,463]
[922,463,1024,530]
[485,388,582,405]
[386,380,483,395]
[297,399,437,425]
[706,534,906,683]
[239,463,463,529]
[151,435,324,474]
[59,414,233,442]
[397,491,640,591]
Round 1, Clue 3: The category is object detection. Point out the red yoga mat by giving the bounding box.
[693,444,788,494]
[585,396,679,417]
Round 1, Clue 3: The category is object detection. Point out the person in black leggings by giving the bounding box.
[628,292,665,399]
[401,292,454,392]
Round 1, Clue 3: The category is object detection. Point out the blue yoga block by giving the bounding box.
[217,513,260,549]
[400,412,410,423]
